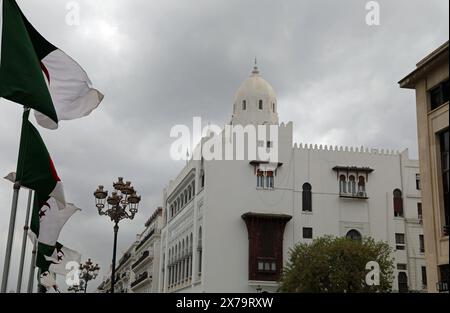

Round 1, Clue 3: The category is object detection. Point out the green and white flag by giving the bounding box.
[29,195,80,246]
[45,242,81,276]
[6,110,66,204]
[0,0,103,129]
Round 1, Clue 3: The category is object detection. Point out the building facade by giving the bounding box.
[97,208,163,293]
[99,64,427,293]
[156,64,426,293]
[399,41,449,293]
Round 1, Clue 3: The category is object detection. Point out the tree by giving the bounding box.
[279,235,394,293]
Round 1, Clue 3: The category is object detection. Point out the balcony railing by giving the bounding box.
[339,191,368,199]
[132,250,151,269]
[131,271,149,288]
[437,281,449,293]
[116,252,131,271]
[135,230,155,251]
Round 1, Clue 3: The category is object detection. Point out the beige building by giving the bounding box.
[399,41,449,293]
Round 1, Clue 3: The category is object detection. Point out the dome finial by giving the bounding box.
[251,57,259,75]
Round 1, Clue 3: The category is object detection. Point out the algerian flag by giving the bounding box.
[11,110,66,204]
[39,270,58,291]
[0,0,103,129]
[45,242,81,276]
[33,241,80,276]
[30,193,80,247]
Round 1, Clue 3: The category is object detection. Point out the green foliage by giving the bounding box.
[279,235,394,293]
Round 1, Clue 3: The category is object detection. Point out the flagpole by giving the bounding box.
[1,107,30,293]
[26,240,37,293]
[0,181,21,293]
[16,189,33,293]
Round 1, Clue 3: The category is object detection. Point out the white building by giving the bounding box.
[99,64,426,293]
[98,208,163,293]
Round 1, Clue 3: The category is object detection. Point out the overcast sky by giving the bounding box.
[0,0,448,292]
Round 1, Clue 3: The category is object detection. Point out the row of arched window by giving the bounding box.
[166,227,202,289]
[339,175,366,195]
[169,181,195,219]
[256,170,274,189]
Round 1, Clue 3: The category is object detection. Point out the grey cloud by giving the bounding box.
[1,0,448,292]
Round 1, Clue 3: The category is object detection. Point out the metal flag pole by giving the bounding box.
[0,181,21,293]
[26,239,37,293]
[1,107,30,293]
[16,189,33,293]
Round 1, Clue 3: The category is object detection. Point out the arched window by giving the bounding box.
[358,176,366,193]
[398,272,409,293]
[272,103,275,113]
[266,171,274,189]
[258,99,263,110]
[242,100,247,110]
[200,171,205,188]
[198,227,203,275]
[339,175,347,194]
[393,189,404,217]
[257,170,264,188]
[302,183,312,212]
[348,175,356,195]
[346,229,362,241]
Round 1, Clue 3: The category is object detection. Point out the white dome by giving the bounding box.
[231,64,279,126]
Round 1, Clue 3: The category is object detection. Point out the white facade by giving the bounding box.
[98,208,163,293]
[100,65,426,293]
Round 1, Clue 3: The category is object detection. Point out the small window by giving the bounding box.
[398,272,409,293]
[439,129,449,236]
[201,171,205,188]
[339,175,347,194]
[397,263,407,270]
[358,176,366,194]
[258,261,264,271]
[417,203,422,220]
[302,183,312,212]
[257,170,264,188]
[419,234,425,253]
[266,171,274,189]
[429,79,449,111]
[272,103,275,113]
[393,189,404,217]
[421,266,427,287]
[303,227,313,239]
[348,175,356,195]
[258,100,263,110]
[266,141,273,148]
[415,174,421,190]
[395,233,405,250]
[242,100,247,110]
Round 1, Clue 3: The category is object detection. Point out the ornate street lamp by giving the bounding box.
[94,177,141,293]
[79,258,100,293]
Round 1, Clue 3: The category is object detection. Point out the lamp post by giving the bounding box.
[94,177,141,293]
[79,258,100,293]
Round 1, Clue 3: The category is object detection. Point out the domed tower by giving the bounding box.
[231,62,279,126]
